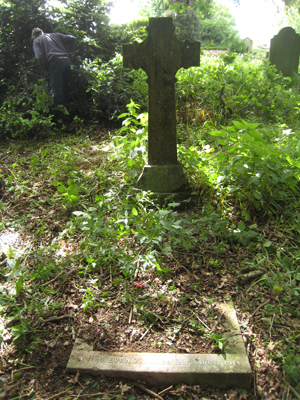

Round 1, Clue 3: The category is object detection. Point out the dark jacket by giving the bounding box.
[33,33,76,71]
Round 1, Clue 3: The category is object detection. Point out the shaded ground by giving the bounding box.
[0,128,299,400]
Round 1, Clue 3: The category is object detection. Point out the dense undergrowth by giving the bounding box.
[1,55,300,398]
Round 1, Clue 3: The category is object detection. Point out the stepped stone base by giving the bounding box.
[137,163,189,193]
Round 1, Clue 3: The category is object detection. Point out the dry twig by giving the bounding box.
[158,386,173,396]
[283,378,300,400]
[45,388,72,400]
[135,383,164,400]
[41,268,74,287]
[139,323,153,341]
[249,299,270,320]
[42,315,73,324]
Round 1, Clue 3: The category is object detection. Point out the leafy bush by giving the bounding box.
[204,120,300,216]
[165,8,202,42]
[0,0,54,102]
[0,0,149,138]
[199,19,230,46]
[198,19,246,52]
[0,74,54,139]
[83,54,148,120]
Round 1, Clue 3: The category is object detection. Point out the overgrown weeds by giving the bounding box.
[1,55,300,398]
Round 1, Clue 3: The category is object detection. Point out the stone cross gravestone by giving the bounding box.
[123,18,200,193]
[269,27,300,77]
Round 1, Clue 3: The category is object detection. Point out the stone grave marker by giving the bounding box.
[122,18,200,193]
[269,27,300,77]
[67,300,252,388]
[243,37,253,53]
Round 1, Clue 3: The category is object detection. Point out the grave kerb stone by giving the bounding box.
[66,300,252,388]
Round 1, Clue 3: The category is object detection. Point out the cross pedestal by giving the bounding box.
[123,18,200,193]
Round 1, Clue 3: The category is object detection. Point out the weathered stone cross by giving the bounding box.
[123,18,200,193]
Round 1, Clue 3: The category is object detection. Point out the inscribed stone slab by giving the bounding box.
[67,348,251,388]
[66,301,252,388]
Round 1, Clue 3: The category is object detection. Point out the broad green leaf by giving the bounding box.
[16,275,23,295]
[228,186,239,192]
[294,273,300,281]
[57,185,67,193]
[168,202,180,207]
[273,286,283,294]
[238,221,245,231]
[209,130,226,137]
[70,195,79,202]
[112,279,123,285]
[73,211,91,219]
[132,207,138,216]
[247,123,259,129]
[51,180,60,187]
[162,221,172,229]
[232,120,245,130]
[253,191,262,200]
[263,241,272,247]
[247,230,258,238]
[248,130,263,142]
[248,176,259,185]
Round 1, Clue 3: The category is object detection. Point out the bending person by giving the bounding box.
[32,27,76,124]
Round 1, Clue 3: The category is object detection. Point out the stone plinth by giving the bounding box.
[137,163,189,193]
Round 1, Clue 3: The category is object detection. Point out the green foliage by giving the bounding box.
[0,0,53,97]
[0,0,148,137]
[204,120,300,215]
[165,8,201,42]
[279,1,300,34]
[125,18,149,31]
[83,54,148,120]
[0,76,54,139]
[199,19,232,47]
[176,56,300,127]
[198,2,245,51]
[210,332,228,351]
[138,0,174,17]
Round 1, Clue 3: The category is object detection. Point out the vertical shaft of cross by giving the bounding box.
[148,66,177,164]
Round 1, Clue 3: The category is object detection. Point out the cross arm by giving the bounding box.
[123,41,146,71]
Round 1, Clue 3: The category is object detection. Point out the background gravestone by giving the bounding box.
[243,37,253,53]
[269,27,300,77]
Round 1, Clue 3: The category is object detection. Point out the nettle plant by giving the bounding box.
[179,119,300,218]
[175,56,300,128]
[0,78,54,139]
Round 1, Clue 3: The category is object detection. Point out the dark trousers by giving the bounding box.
[48,57,71,122]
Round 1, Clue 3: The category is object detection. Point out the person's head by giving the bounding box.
[31,28,43,40]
